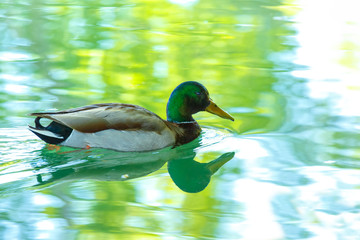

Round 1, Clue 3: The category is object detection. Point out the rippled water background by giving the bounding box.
[1,0,360,239]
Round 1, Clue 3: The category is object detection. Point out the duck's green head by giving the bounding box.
[166,81,234,123]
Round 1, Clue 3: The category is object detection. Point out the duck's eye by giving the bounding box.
[195,92,201,96]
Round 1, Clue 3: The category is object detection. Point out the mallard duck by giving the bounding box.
[29,81,234,152]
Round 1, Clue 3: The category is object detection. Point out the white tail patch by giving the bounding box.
[28,126,64,139]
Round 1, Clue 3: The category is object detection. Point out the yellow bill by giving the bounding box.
[207,152,235,174]
[205,99,234,121]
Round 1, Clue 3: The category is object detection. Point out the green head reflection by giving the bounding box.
[168,152,235,193]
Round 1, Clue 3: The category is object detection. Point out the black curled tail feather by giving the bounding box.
[29,117,73,144]
[35,117,45,130]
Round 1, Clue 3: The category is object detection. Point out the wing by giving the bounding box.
[30,103,169,133]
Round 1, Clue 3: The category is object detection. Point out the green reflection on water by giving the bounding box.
[32,136,234,194]
[1,0,360,239]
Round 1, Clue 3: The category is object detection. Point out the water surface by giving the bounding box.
[1,0,360,239]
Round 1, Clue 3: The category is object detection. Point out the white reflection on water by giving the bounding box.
[4,84,30,94]
[293,0,360,117]
[168,0,198,7]
[0,51,39,61]
[35,220,55,231]
[233,179,285,240]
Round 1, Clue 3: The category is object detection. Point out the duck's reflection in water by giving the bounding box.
[168,152,234,193]
[34,141,235,193]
